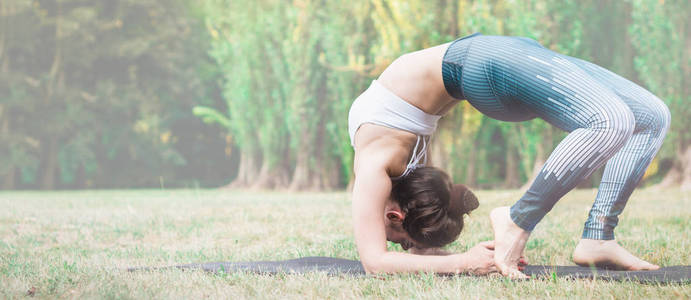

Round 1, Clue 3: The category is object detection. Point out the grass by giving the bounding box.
[0,188,689,299]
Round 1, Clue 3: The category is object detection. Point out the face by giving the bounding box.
[384,215,421,250]
[384,198,427,250]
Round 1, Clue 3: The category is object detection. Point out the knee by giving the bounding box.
[636,96,671,137]
[652,99,671,135]
[594,103,635,146]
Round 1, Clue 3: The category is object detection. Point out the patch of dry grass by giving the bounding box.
[0,188,689,299]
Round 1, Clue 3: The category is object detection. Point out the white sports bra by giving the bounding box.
[348,80,441,179]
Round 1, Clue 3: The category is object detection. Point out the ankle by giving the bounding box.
[582,228,614,240]
[507,206,539,233]
[578,238,614,246]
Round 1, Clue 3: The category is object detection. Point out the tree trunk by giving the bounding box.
[40,136,58,190]
[225,148,260,188]
[465,146,477,187]
[74,164,86,189]
[449,0,458,37]
[252,158,290,190]
[520,156,545,192]
[504,143,520,188]
[679,146,691,191]
[309,151,340,191]
[38,3,62,190]
[1,19,14,190]
[309,125,340,191]
[289,145,311,191]
[252,131,290,190]
[0,0,7,61]
[655,162,681,189]
[431,138,443,170]
[520,127,550,192]
[2,168,15,190]
[0,103,13,189]
[654,144,691,190]
[289,115,341,191]
[252,161,272,189]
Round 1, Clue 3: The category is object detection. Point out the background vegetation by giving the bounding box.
[1,0,689,190]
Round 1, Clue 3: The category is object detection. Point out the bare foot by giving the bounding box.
[490,206,531,278]
[573,239,660,271]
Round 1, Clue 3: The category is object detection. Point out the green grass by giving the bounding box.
[1,188,689,299]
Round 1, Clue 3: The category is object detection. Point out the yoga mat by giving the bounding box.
[129,256,691,284]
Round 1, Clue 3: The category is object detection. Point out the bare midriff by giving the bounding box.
[353,42,461,178]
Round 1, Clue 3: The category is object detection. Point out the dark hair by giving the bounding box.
[390,166,479,248]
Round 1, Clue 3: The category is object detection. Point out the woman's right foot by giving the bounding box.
[572,239,660,270]
[490,206,531,279]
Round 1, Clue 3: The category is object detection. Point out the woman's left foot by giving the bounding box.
[572,239,660,270]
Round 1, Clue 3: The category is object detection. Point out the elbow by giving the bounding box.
[360,253,387,274]
[362,262,384,275]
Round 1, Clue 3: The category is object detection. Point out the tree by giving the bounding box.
[1,0,228,189]
[629,0,690,189]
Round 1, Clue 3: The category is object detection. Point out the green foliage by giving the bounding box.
[1,0,687,189]
[629,0,689,159]
[193,106,231,129]
[0,0,231,189]
[195,0,686,189]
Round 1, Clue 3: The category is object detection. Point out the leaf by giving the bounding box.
[192,106,232,129]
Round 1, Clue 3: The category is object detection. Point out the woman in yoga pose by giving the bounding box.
[349,33,670,277]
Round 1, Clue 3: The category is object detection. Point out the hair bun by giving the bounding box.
[450,184,479,215]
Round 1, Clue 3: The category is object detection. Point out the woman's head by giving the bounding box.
[387,166,479,248]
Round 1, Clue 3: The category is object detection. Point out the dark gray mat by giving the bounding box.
[128,256,690,284]
[522,265,690,284]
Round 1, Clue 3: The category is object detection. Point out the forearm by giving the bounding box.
[408,247,453,256]
[363,251,467,274]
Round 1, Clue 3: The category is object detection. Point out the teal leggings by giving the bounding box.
[442,33,670,240]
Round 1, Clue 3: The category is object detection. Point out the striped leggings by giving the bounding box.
[442,33,670,240]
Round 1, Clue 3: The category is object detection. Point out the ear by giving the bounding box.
[385,210,405,223]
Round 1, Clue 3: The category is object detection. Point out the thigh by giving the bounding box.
[486,37,632,132]
[460,36,540,122]
[561,56,669,131]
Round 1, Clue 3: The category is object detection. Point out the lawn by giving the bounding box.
[1,188,689,299]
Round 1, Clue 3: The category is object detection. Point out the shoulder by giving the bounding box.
[354,137,407,178]
[353,147,395,179]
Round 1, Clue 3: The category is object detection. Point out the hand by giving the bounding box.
[455,241,498,275]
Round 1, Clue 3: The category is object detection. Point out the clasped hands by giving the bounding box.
[408,241,527,276]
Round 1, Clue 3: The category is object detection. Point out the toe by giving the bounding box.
[507,268,529,279]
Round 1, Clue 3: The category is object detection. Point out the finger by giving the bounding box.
[518,258,527,266]
[478,240,495,249]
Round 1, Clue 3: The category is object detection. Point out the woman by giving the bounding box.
[349,33,670,277]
